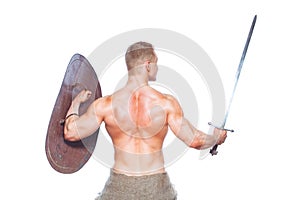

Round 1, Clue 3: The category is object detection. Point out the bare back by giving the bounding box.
[64,45,227,176]
[100,85,170,175]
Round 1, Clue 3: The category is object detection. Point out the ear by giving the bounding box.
[145,61,151,72]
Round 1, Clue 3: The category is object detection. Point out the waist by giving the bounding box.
[112,167,166,176]
[113,149,165,176]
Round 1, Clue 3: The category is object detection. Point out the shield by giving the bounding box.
[45,54,102,174]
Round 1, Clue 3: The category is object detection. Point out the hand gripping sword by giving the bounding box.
[209,15,257,156]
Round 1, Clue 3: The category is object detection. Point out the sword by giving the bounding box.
[209,15,257,156]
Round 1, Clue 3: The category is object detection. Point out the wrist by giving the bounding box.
[71,100,81,110]
[213,129,222,144]
[60,113,79,125]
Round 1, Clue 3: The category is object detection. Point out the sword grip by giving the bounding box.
[210,144,219,156]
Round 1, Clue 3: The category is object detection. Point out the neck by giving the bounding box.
[126,66,149,89]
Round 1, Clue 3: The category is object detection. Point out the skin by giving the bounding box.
[64,50,227,176]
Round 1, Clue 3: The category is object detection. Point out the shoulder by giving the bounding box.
[95,95,112,104]
[161,94,182,115]
[93,95,112,113]
[163,93,179,104]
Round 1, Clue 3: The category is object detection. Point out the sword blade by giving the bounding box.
[210,15,257,155]
[221,15,257,128]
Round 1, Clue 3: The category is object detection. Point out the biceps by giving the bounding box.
[76,105,101,139]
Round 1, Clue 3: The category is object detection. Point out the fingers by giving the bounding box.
[84,90,92,98]
[83,90,92,100]
[75,89,92,103]
[214,128,227,145]
[221,130,227,144]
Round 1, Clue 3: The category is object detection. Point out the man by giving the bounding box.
[64,42,227,199]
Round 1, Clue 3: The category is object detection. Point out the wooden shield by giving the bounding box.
[45,54,102,174]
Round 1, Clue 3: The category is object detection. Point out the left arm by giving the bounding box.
[64,90,102,141]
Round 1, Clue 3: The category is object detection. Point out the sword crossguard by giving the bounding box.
[208,122,234,132]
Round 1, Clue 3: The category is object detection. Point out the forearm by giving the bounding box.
[185,120,219,150]
[173,118,218,150]
[188,118,219,150]
[66,100,80,117]
[191,130,218,150]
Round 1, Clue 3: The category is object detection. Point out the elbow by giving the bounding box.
[64,125,81,142]
[188,140,204,150]
[64,132,79,142]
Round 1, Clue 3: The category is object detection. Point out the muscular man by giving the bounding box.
[64,42,227,199]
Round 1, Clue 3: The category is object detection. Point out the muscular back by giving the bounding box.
[99,85,170,175]
[66,81,226,175]
[64,49,227,175]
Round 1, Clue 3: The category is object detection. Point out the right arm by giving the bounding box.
[166,95,226,150]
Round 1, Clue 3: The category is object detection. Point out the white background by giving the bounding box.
[1,0,299,199]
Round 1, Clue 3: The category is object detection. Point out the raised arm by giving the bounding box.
[64,90,103,141]
[166,95,227,150]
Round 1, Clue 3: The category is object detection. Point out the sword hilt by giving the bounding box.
[208,122,234,156]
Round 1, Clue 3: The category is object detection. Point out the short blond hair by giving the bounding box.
[125,41,155,70]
